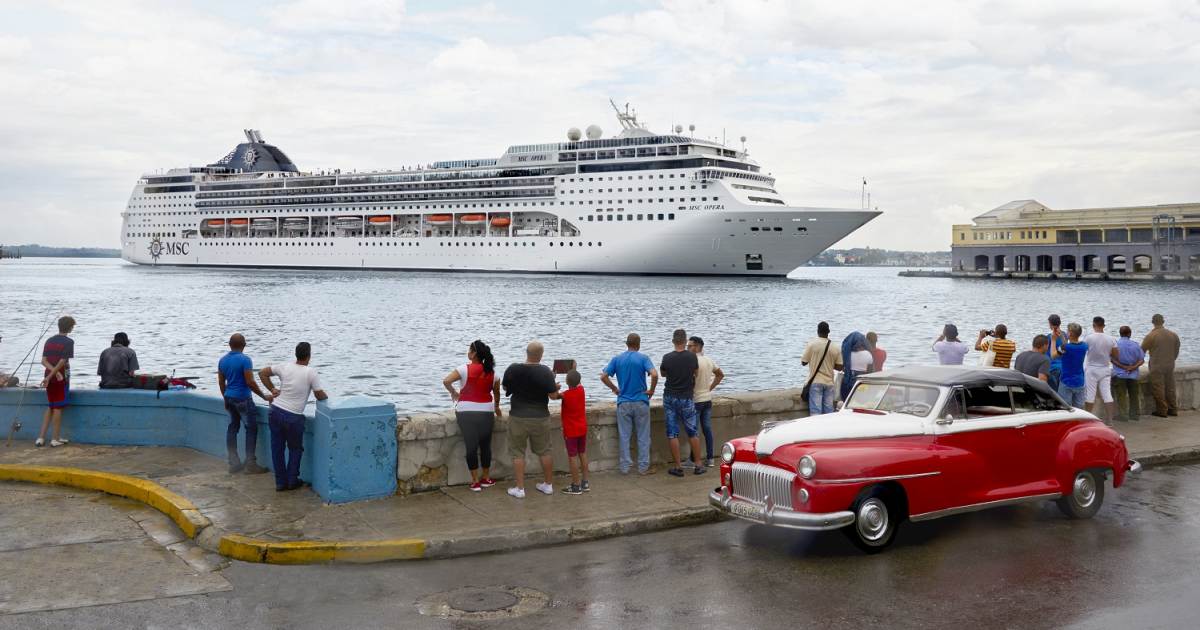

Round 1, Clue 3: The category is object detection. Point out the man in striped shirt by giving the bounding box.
[976,324,1017,369]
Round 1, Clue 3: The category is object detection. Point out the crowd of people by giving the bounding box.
[797,314,1181,425]
[441,329,724,498]
[27,311,1183,499]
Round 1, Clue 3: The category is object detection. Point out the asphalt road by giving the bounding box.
[5,464,1200,629]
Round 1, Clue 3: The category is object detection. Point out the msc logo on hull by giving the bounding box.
[147,237,189,262]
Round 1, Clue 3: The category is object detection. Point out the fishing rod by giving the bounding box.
[5,306,61,447]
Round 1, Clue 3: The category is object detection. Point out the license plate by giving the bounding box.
[730,501,765,521]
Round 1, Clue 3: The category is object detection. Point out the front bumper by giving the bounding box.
[709,487,855,531]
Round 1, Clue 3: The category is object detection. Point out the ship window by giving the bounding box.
[668,214,675,220]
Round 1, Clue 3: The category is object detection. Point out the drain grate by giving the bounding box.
[416,586,549,620]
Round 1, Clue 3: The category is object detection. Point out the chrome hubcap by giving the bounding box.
[1073,474,1096,508]
[857,498,889,542]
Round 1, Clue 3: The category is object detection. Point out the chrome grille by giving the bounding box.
[731,462,795,510]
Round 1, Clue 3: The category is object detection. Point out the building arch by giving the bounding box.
[992,254,1006,272]
[1082,254,1098,272]
[1107,254,1126,272]
[1132,254,1153,272]
[1036,254,1053,272]
[1015,254,1031,271]
[1058,254,1076,272]
[974,254,989,271]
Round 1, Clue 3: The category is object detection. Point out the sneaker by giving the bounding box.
[535,482,554,495]
[581,480,591,492]
[470,482,482,492]
[694,465,707,475]
[34,438,44,447]
[228,462,245,474]
[243,462,268,475]
[562,484,583,495]
[638,466,657,476]
[479,477,497,488]
[682,459,695,469]
[507,486,525,499]
[705,458,716,468]
[668,468,685,477]
[50,439,68,448]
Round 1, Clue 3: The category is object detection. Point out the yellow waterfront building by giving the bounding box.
[951,200,1200,274]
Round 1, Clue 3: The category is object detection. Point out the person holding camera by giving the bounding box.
[932,324,969,365]
[976,324,1016,369]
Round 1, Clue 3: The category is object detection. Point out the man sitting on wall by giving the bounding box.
[98,332,140,389]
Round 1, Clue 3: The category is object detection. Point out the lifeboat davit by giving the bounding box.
[490,217,511,228]
[460,214,486,225]
[368,216,392,225]
[427,214,452,225]
[205,218,226,227]
[229,218,249,227]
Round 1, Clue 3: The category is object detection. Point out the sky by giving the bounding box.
[1,0,1197,250]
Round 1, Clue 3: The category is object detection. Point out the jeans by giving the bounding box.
[224,396,259,463]
[616,402,651,473]
[663,395,699,439]
[1047,365,1063,392]
[694,401,714,460]
[808,382,835,415]
[1059,383,1086,408]
[268,405,305,489]
[1112,377,1140,421]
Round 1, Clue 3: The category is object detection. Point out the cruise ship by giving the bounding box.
[121,104,879,276]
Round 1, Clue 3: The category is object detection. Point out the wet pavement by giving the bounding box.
[5,463,1200,629]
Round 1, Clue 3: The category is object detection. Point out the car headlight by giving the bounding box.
[721,442,735,464]
[797,455,816,479]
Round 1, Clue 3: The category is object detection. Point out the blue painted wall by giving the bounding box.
[0,388,396,503]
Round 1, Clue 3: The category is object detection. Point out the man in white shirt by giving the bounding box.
[686,336,725,468]
[1083,317,1119,424]
[258,342,328,491]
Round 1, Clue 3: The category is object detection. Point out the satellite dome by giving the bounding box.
[585,124,603,140]
[567,127,582,142]
[674,124,683,134]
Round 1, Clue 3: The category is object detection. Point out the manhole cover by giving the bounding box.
[416,586,549,620]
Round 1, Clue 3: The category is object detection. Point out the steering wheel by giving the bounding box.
[893,402,933,416]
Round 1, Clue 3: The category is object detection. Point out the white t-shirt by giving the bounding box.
[850,350,874,373]
[693,354,720,403]
[1084,332,1117,369]
[933,340,969,365]
[269,362,324,415]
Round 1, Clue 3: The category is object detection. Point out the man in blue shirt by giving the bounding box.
[600,333,659,475]
[1046,314,1067,391]
[218,333,274,474]
[1112,325,1145,422]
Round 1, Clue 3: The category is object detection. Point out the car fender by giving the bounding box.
[1055,422,1129,490]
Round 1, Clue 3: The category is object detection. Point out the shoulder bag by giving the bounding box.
[801,340,832,403]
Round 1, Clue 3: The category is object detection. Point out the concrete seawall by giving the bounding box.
[395,364,1200,493]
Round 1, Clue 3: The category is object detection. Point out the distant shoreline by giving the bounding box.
[0,245,120,258]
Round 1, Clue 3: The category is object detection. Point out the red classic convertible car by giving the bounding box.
[710,366,1141,552]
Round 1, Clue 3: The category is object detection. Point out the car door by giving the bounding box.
[1010,384,1076,494]
[933,384,1030,505]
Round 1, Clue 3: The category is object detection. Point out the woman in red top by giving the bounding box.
[442,340,502,491]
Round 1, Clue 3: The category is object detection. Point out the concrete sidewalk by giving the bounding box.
[2,412,1198,563]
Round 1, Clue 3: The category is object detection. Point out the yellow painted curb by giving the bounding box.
[218,534,426,564]
[0,464,211,539]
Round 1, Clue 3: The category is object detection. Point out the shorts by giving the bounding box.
[508,416,552,459]
[564,435,587,457]
[46,376,69,408]
[1084,365,1113,404]
[663,395,699,439]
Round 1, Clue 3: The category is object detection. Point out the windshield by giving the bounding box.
[846,382,941,417]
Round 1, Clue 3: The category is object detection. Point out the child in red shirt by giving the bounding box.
[560,370,589,495]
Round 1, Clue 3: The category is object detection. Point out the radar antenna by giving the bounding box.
[609,98,646,131]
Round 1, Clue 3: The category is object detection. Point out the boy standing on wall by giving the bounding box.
[37,316,75,447]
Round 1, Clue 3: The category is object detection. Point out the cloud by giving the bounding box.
[1,0,1198,251]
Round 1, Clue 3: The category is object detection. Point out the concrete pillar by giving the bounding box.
[312,396,398,503]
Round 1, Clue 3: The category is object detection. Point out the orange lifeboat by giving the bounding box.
[490,217,511,228]
[427,214,452,225]
[367,216,391,225]
[229,218,249,227]
[205,218,226,227]
[460,214,486,225]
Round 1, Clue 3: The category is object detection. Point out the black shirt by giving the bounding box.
[501,362,557,418]
[98,345,140,389]
[660,350,699,398]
